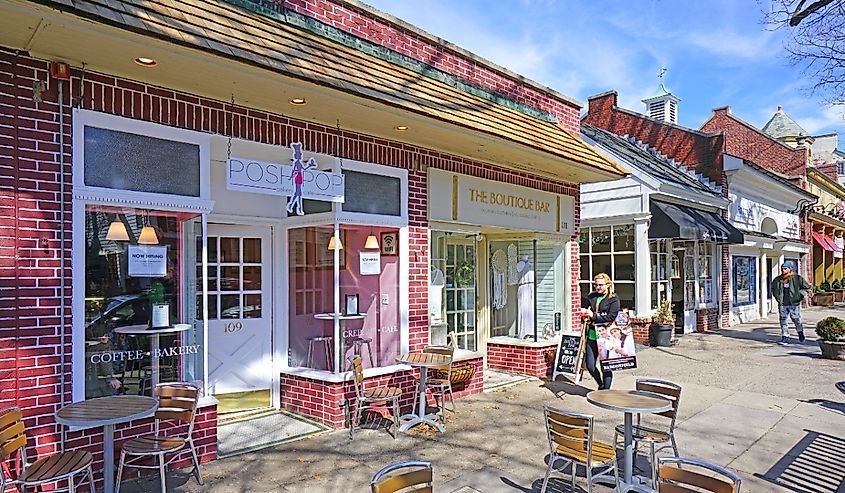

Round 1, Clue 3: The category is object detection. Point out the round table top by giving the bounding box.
[586,389,671,414]
[113,324,191,335]
[56,395,158,428]
[395,352,451,367]
[314,313,366,320]
[836,381,845,395]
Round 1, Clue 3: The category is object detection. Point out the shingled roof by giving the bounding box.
[762,106,808,139]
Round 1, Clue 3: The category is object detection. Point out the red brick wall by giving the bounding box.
[280,0,582,132]
[584,91,726,186]
[695,307,719,332]
[487,342,557,378]
[700,108,807,177]
[281,357,484,428]
[815,162,839,183]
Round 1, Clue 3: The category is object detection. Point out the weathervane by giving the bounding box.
[657,67,667,81]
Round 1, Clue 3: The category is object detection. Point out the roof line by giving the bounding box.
[705,108,806,154]
[611,106,723,139]
[740,159,816,198]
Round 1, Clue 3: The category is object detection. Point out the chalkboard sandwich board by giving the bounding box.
[552,333,585,382]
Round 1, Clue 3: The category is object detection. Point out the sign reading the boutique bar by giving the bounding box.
[127,245,167,277]
[227,142,344,211]
[428,169,575,234]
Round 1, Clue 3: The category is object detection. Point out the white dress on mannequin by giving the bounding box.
[517,256,535,339]
[430,265,446,321]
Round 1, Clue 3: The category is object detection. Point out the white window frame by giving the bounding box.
[578,225,636,309]
[71,110,212,403]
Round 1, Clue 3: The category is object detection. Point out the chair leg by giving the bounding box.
[189,439,204,485]
[586,465,593,493]
[447,384,456,412]
[158,454,167,493]
[69,473,76,493]
[540,455,555,493]
[571,460,577,492]
[87,465,97,493]
[392,398,400,439]
[671,434,679,456]
[115,451,126,493]
[650,441,658,487]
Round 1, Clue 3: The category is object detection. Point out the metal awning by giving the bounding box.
[649,200,744,244]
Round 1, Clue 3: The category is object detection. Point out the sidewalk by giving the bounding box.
[136,307,845,492]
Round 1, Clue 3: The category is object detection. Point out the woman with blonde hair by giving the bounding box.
[580,273,620,389]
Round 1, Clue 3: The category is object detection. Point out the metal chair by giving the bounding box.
[306,335,334,370]
[115,383,202,493]
[613,378,681,486]
[370,460,432,493]
[413,345,455,422]
[350,356,402,439]
[541,405,618,493]
[0,406,96,493]
[657,457,741,492]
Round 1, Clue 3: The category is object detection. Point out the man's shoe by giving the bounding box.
[778,336,790,346]
[798,331,806,342]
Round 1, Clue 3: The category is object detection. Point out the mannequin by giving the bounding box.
[429,264,445,321]
[517,255,535,338]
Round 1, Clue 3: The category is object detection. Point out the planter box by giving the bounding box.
[819,340,845,360]
[813,292,835,307]
[834,289,845,302]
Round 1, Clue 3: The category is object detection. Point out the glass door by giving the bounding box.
[445,237,477,351]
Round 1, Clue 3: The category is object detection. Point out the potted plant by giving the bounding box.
[812,284,835,307]
[833,279,845,302]
[815,316,845,360]
[649,300,674,347]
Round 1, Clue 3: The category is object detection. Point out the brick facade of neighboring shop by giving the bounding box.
[487,342,556,379]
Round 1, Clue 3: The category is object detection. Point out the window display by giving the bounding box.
[430,231,477,351]
[650,240,670,309]
[733,256,757,306]
[579,226,636,310]
[84,206,202,399]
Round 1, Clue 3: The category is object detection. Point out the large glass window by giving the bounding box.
[288,225,401,371]
[489,239,565,341]
[650,240,670,309]
[84,206,203,399]
[698,243,715,305]
[733,256,757,306]
[579,225,636,310]
[430,231,477,351]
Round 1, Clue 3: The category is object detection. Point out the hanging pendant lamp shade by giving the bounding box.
[106,220,130,241]
[138,225,159,245]
[364,234,379,249]
[327,235,343,250]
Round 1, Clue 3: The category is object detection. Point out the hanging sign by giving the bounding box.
[359,251,381,275]
[227,142,345,213]
[127,245,167,277]
[835,236,844,259]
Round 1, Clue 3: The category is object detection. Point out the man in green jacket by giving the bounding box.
[770,261,811,345]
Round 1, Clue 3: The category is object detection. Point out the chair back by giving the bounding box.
[543,405,595,463]
[154,383,200,437]
[350,356,365,400]
[0,406,26,461]
[657,457,741,493]
[371,460,432,493]
[637,378,682,428]
[423,345,453,375]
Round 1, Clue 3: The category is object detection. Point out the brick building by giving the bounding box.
[0,0,625,489]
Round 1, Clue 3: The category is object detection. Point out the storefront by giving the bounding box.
[581,124,742,335]
[427,169,576,377]
[806,169,845,290]
[723,157,814,324]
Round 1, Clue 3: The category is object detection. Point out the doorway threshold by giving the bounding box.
[217,408,329,458]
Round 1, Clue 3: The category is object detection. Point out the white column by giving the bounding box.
[759,251,768,319]
[634,217,651,316]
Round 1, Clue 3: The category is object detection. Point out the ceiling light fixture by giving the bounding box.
[393,125,409,131]
[105,219,129,242]
[134,57,158,67]
[138,225,159,245]
[289,98,307,106]
[327,234,343,251]
[364,233,379,249]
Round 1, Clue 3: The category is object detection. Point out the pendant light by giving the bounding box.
[327,234,343,250]
[364,233,379,249]
[105,219,129,242]
[138,213,159,245]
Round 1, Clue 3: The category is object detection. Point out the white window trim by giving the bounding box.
[71,110,211,403]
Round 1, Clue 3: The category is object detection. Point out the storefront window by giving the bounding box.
[650,240,670,309]
[289,225,401,371]
[84,206,203,399]
[579,226,635,310]
[733,256,757,306]
[430,231,477,351]
[698,243,715,305]
[488,239,565,341]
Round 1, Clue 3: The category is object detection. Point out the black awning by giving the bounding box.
[649,200,744,244]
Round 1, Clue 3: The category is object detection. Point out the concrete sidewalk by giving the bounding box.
[137,307,845,493]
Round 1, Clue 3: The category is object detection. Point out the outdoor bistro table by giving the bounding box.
[56,395,158,493]
[114,324,191,390]
[587,389,672,493]
[395,352,452,433]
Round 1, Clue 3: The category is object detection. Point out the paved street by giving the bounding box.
[141,306,844,493]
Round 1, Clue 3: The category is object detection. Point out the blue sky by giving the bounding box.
[363,0,844,138]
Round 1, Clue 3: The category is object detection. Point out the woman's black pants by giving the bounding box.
[585,338,613,389]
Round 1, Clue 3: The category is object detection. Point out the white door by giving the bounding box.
[206,225,273,398]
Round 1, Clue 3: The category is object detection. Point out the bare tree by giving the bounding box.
[766,0,845,104]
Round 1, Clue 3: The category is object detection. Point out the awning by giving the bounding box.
[649,200,744,244]
[813,231,835,252]
[824,234,842,252]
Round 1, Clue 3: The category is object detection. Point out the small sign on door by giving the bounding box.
[359,251,381,275]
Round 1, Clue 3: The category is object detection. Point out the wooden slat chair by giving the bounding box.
[541,405,618,493]
[614,378,682,486]
[0,406,96,493]
[413,345,455,422]
[115,383,202,493]
[350,356,402,439]
[657,457,741,493]
[370,460,432,493]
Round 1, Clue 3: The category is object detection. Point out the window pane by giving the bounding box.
[220,294,241,319]
[221,266,240,291]
[591,255,612,279]
[243,238,262,263]
[580,255,590,280]
[591,227,611,253]
[614,254,635,281]
[615,283,635,310]
[613,225,634,252]
[342,170,401,216]
[243,293,262,319]
[243,266,262,290]
[220,238,240,263]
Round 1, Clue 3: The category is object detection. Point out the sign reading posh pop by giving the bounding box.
[226,142,344,206]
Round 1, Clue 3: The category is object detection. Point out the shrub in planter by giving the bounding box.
[649,300,674,347]
[815,316,845,360]
[833,279,842,290]
[821,280,832,292]
[813,285,835,306]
